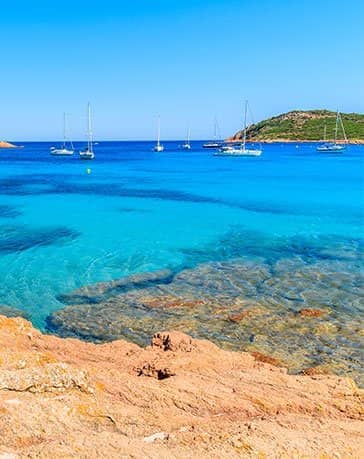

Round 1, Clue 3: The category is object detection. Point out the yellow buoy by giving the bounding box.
[86,168,92,174]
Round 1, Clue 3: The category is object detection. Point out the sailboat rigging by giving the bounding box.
[181,127,191,150]
[203,117,221,149]
[317,111,348,153]
[215,101,262,157]
[79,103,95,160]
[153,116,164,152]
[50,113,74,156]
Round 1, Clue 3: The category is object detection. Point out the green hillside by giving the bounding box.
[230,110,364,143]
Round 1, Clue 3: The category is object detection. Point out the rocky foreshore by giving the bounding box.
[47,255,364,386]
[225,138,364,144]
[0,314,363,458]
[0,141,22,149]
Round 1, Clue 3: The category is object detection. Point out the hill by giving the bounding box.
[229,110,364,143]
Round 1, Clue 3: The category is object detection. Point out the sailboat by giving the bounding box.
[214,101,262,157]
[203,118,221,149]
[153,116,164,152]
[317,111,348,153]
[79,103,95,160]
[181,127,191,150]
[50,113,74,156]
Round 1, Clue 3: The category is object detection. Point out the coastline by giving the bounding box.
[0,314,362,458]
[0,141,23,149]
[44,252,363,388]
[226,138,364,144]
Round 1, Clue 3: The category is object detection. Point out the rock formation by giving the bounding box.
[0,141,21,148]
[47,256,364,385]
[0,315,363,458]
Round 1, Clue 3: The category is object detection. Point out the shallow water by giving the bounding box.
[0,141,363,382]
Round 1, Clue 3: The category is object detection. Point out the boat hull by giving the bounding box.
[50,149,74,156]
[214,148,262,157]
[153,145,164,152]
[79,151,95,160]
[317,145,346,153]
[203,143,221,149]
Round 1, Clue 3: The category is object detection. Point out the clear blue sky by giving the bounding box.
[1,0,363,140]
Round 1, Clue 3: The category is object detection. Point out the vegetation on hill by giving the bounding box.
[230,110,364,143]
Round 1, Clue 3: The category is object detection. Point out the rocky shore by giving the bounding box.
[0,315,362,458]
[0,141,21,148]
[47,254,364,386]
[226,138,364,144]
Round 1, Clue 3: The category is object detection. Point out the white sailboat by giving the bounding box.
[79,103,95,160]
[181,127,191,150]
[215,101,262,157]
[50,113,74,156]
[317,110,348,153]
[153,116,164,152]
[203,117,221,149]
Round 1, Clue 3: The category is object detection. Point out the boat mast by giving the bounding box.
[63,112,74,150]
[87,103,93,153]
[338,112,348,144]
[63,112,67,149]
[242,100,248,151]
[323,123,327,142]
[334,110,339,145]
[187,127,190,146]
[157,116,161,147]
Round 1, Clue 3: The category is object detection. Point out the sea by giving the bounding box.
[0,141,363,383]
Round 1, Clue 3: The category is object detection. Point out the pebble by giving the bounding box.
[143,432,168,443]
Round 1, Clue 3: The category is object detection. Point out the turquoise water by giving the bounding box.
[0,141,363,379]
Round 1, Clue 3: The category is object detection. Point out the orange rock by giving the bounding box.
[135,363,175,380]
[0,140,20,148]
[141,294,206,309]
[250,351,285,368]
[298,308,328,318]
[230,310,258,322]
[0,315,362,458]
[229,306,267,323]
[151,331,195,352]
[301,366,331,376]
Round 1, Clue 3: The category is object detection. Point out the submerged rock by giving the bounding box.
[298,308,328,318]
[57,269,174,305]
[0,305,29,320]
[228,305,267,323]
[140,294,206,309]
[48,256,364,385]
[250,351,285,368]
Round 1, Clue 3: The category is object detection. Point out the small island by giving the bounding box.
[0,140,22,149]
[229,109,364,144]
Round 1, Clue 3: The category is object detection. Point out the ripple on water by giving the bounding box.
[0,205,21,219]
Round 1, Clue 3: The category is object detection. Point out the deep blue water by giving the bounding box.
[0,140,363,331]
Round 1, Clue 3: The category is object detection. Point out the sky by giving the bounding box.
[1,0,363,141]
